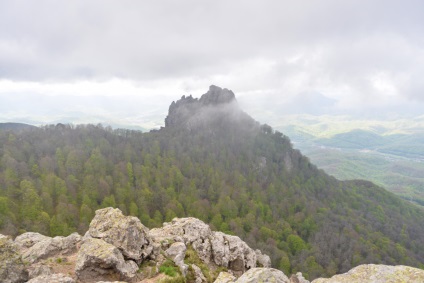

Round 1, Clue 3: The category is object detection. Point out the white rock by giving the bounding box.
[165,242,188,276]
[191,264,207,283]
[235,268,289,283]
[88,207,152,262]
[150,217,267,275]
[0,234,28,283]
[75,238,138,282]
[311,264,424,283]
[255,249,271,268]
[27,273,75,283]
[213,271,236,283]
[14,232,50,251]
[20,233,81,263]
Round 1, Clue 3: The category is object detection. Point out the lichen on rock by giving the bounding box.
[75,238,138,282]
[311,264,424,283]
[88,207,153,263]
[0,234,28,283]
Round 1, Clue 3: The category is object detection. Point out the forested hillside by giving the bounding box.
[282,125,424,206]
[1,86,424,280]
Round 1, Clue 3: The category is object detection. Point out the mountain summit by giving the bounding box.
[165,85,238,128]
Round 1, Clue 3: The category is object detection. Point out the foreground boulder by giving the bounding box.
[234,268,289,283]
[16,232,81,263]
[214,272,237,283]
[0,234,28,283]
[255,249,271,268]
[151,217,264,274]
[312,264,424,283]
[165,242,188,276]
[27,273,75,283]
[211,231,257,273]
[14,232,50,251]
[75,238,138,282]
[88,207,152,262]
[290,272,310,283]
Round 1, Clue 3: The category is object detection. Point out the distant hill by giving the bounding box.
[0,86,424,280]
[281,125,424,206]
[0,122,37,131]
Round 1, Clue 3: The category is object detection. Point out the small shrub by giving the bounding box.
[159,259,179,277]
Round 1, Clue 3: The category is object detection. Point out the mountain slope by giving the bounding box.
[281,125,424,206]
[0,86,423,280]
[0,122,37,131]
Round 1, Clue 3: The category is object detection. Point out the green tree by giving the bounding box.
[287,234,306,255]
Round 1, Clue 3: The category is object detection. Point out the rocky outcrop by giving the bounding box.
[211,231,256,273]
[235,268,289,283]
[150,217,213,264]
[18,233,81,264]
[27,273,75,283]
[165,85,238,128]
[4,208,424,283]
[87,207,152,263]
[255,249,271,268]
[151,217,260,274]
[311,264,424,283]
[165,242,188,276]
[199,85,236,105]
[14,232,51,251]
[290,272,310,283]
[191,264,207,283]
[27,264,53,279]
[75,238,138,282]
[214,272,237,283]
[0,234,28,283]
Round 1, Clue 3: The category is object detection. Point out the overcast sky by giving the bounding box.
[1,0,424,128]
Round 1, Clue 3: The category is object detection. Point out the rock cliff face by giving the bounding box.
[164,85,241,129]
[1,208,423,283]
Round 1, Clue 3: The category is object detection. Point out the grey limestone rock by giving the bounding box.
[213,271,236,283]
[150,217,268,275]
[0,234,28,283]
[290,272,310,283]
[150,217,213,264]
[191,264,207,283]
[211,231,257,274]
[19,232,81,264]
[28,263,53,279]
[27,273,75,283]
[311,264,424,283]
[165,242,188,276]
[235,268,289,283]
[255,249,271,268]
[75,238,138,282]
[14,232,50,251]
[88,207,152,262]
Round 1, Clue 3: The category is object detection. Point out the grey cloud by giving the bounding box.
[1,0,424,120]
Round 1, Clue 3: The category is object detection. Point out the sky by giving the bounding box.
[1,0,424,129]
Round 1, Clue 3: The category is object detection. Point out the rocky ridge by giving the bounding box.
[1,207,423,283]
[164,85,244,129]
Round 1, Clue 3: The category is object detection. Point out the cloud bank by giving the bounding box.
[1,0,424,127]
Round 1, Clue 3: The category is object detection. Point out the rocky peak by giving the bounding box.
[164,85,238,128]
[199,85,236,106]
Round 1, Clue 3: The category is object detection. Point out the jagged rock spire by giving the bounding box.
[164,85,237,128]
